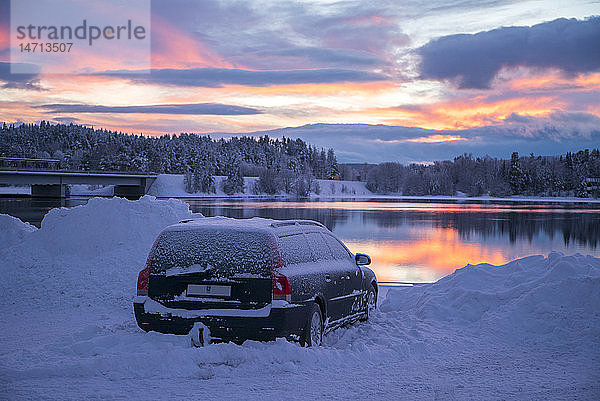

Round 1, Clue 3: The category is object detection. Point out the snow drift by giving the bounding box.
[0,214,37,249]
[0,196,193,315]
[381,253,600,347]
[34,195,192,257]
[0,197,598,399]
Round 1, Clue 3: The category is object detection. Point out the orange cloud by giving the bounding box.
[151,16,233,69]
[226,81,394,97]
[501,69,600,92]
[405,134,467,143]
[361,94,563,130]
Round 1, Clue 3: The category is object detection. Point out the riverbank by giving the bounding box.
[2,173,599,203]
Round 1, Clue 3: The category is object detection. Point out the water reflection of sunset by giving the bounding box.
[344,228,508,284]
[187,199,600,284]
[195,200,600,214]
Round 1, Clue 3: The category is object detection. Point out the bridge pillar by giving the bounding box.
[31,184,67,198]
[114,185,144,199]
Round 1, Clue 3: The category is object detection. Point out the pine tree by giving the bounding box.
[222,156,245,195]
[508,152,524,194]
[326,148,339,179]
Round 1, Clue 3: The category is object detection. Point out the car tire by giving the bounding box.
[361,286,377,321]
[302,303,323,347]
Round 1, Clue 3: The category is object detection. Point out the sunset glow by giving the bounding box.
[0,1,598,162]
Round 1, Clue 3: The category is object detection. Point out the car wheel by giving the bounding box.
[302,303,323,347]
[361,286,377,321]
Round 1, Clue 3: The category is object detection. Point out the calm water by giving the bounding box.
[1,197,599,283]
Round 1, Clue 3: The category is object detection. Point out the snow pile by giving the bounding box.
[381,253,600,346]
[33,195,192,258]
[0,196,193,315]
[0,214,37,248]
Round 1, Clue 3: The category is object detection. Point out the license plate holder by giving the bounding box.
[186,284,231,297]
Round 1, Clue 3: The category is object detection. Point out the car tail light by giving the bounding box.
[137,257,151,296]
[272,272,291,302]
[270,236,291,302]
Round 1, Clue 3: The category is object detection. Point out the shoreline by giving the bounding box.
[2,191,600,204]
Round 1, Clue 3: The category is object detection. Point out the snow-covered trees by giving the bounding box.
[509,152,525,194]
[326,149,339,179]
[364,150,600,198]
[222,155,244,195]
[0,123,334,179]
[256,168,282,195]
[2,122,599,198]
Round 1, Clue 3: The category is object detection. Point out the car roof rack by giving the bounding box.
[270,220,325,228]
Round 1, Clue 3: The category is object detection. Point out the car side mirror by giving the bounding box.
[355,253,371,266]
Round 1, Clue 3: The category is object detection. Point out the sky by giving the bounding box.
[0,0,599,163]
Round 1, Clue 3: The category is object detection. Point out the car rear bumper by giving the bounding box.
[133,296,308,343]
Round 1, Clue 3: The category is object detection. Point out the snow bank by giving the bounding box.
[69,184,114,196]
[381,252,600,347]
[0,196,193,315]
[0,185,30,195]
[0,214,37,248]
[34,195,191,258]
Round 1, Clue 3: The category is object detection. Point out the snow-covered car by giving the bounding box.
[133,217,377,346]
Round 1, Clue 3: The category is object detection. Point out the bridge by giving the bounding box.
[0,169,158,199]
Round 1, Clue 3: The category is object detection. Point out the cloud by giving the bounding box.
[236,121,600,163]
[52,117,80,124]
[36,103,262,115]
[500,111,600,140]
[149,0,406,71]
[419,16,600,89]
[96,67,389,87]
[0,62,42,90]
[250,47,386,68]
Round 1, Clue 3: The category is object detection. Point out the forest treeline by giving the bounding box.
[1,122,599,197]
[365,150,600,198]
[0,122,340,195]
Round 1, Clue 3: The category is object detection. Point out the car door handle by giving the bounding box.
[325,274,332,283]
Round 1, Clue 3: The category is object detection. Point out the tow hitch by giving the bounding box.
[189,322,211,347]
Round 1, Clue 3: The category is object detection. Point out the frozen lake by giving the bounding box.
[3,197,598,283]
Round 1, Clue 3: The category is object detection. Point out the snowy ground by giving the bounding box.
[146,174,373,198]
[0,186,30,195]
[69,184,114,196]
[146,174,600,202]
[0,197,599,400]
[1,176,599,203]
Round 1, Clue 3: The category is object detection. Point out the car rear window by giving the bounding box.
[149,228,276,277]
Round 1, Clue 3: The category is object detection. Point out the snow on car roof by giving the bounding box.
[164,216,327,234]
